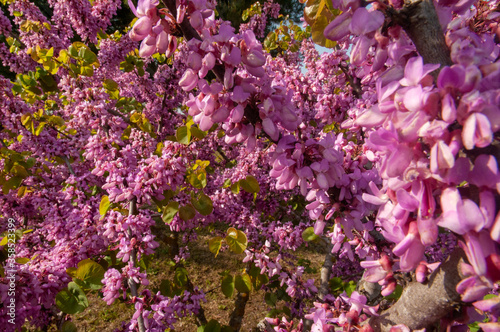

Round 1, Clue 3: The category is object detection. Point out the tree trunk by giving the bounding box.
[369,249,466,331]
[397,0,453,67]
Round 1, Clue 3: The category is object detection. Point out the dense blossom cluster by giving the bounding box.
[0,0,499,330]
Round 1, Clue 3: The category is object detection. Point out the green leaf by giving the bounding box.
[74,259,105,290]
[191,126,207,139]
[239,175,260,193]
[301,227,319,242]
[249,265,269,290]
[345,280,356,296]
[230,181,240,194]
[55,282,88,314]
[255,273,269,290]
[162,201,179,224]
[191,193,213,216]
[384,284,403,300]
[103,79,118,91]
[176,126,191,145]
[174,267,188,287]
[221,274,234,298]
[160,279,173,297]
[225,228,247,254]
[61,321,77,332]
[66,267,77,278]
[209,237,223,257]
[15,257,30,264]
[265,292,277,306]
[198,320,222,332]
[187,171,207,189]
[35,122,46,136]
[3,176,23,194]
[99,196,110,219]
[234,273,252,293]
[179,204,196,221]
[223,179,232,188]
[329,277,344,293]
[469,322,480,332]
[80,65,94,77]
[79,47,98,65]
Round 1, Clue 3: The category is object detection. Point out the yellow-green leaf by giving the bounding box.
[162,201,179,224]
[179,204,196,221]
[176,126,191,145]
[15,257,30,264]
[99,196,110,219]
[239,175,260,193]
[208,236,222,257]
[234,273,252,293]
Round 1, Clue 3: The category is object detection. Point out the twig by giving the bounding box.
[61,156,76,176]
[108,108,132,125]
[127,198,146,332]
[318,239,334,300]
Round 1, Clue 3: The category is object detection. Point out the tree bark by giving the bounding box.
[229,292,250,331]
[128,198,146,332]
[397,0,453,67]
[318,242,334,300]
[369,249,466,331]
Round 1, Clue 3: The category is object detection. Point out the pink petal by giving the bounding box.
[441,93,457,123]
[351,35,371,66]
[324,11,352,41]
[178,69,198,91]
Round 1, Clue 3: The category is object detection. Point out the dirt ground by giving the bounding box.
[63,235,326,332]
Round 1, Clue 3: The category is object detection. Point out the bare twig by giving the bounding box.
[61,156,76,176]
[318,239,334,300]
[127,198,146,332]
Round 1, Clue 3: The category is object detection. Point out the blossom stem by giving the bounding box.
[128,197,146,332]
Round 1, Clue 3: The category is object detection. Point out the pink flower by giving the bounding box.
[462,112,493,150]
[324,11,352,41]
[179,69,198,91]
[349,8,384,35]
[392,222,425,271]
[430,140,455,173]
[400,56,439,86]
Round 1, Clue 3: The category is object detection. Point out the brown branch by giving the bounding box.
[318,240,334,300]
[108,108,132,125]
[127,198,146,332]
[339,64,362,99]
[229,292,249,332]
[369,249,466,331]
[395,0,453,68]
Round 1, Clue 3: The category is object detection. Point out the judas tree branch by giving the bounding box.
[318,240,334,300]
[128,198,146,332]
[395,0,453,68]
[369,249,466,332]
[229,292,250,332]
